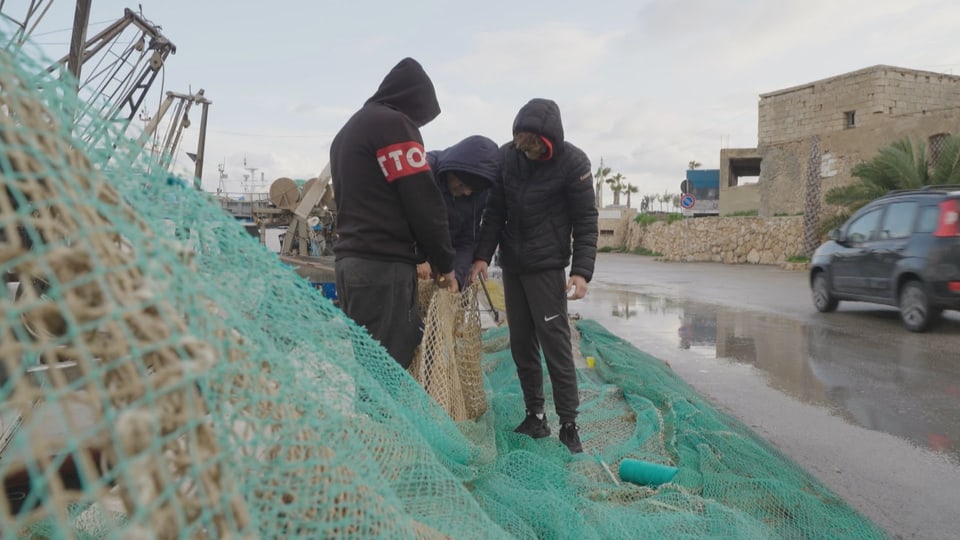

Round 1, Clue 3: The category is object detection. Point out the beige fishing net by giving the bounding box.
[0,49,248,537]
[409,283,487,421]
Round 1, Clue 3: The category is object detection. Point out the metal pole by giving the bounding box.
[194,90,210,190]
[478,274,500,323]
[66,0,92,88]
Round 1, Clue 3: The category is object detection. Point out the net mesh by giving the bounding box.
[409,282,487,422]
[0,35,889,539]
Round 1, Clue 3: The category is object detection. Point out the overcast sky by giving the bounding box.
[11,0,960,202]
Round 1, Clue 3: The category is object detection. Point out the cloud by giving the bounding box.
[424,92,514,147]
[439,22,616,88]
[561,92,756,189]
[46,0,958,206]
[569,0,960,201]
[291,102,355,118]
[624,0,959,80]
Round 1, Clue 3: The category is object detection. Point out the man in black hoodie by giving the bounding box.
[469,98,599,453]
[330,57,457,369]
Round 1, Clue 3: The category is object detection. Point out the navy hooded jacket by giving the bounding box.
[330,58,455,273]
[426,135,501,288]
[474,98,599,281]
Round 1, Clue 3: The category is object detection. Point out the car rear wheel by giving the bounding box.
[812,272,838,312]
[898,280,941,332]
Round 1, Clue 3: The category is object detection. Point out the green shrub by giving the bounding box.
[633,213,657,226]
[631,247,663,257]
[724,210,758,217]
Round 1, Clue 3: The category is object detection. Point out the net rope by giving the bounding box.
[409,282,487,422]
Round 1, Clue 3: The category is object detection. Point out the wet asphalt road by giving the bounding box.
[573,253,960,540]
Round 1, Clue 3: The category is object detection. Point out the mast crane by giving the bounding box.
[45,7,177,149]
[217,160,228,194]
[242,158,261,194]
[1,3,214,186]
[0,0,57,49]
[136,88,211,189]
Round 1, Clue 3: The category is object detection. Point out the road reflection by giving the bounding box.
[574,288,960,463]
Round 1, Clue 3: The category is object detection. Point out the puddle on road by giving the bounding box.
[573,288,960,462]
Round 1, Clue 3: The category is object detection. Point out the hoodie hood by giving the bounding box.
[365,57,440,127]
[512,98,564,147]
[427,135,501,188]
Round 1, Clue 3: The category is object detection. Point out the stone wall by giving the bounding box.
[719,183,760,216]
[597,207,637,250]
[621,215,805,265]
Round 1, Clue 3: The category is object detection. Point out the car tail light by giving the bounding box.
[949,281,960,293]
[933,199,960,237]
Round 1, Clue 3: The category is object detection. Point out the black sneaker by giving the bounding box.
[514,411,550,439]
[559,422,583,453]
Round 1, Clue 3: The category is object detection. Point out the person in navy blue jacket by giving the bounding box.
[417,135,501,290]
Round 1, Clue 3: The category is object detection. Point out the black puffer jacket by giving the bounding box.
[474,99,599,281]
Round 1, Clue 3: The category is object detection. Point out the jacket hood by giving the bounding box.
[512,98,564,147]
[365,57,440,127]
[427,135,501,187]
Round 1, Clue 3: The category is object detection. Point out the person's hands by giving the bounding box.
[469,260,489,284]
[416,262,431,280]
[437,271,457,293]
[566,275,588,300]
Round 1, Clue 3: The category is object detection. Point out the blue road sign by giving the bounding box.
[680,193,697,209]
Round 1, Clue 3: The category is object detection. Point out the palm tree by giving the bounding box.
[594,158,611,208]
[640,194,652,213]
[653,192,664,212]
[606,173,627,206]
[825,135,960,212]
[662,190,674,213]
[688,160,702,170]
[625,184,639,208]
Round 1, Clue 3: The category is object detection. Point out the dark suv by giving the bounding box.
[809,186,960,332]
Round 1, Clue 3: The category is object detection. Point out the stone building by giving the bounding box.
[720,65,960,217]
[597,206,637,250]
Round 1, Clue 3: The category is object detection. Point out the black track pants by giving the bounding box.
[335,257,420,368]
[502,268,579,423]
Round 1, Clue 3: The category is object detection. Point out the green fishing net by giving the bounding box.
[0,32,888,539]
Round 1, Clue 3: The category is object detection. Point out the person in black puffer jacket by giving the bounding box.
[470,98,598,453]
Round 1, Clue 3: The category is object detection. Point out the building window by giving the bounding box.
[844,110,856,129]
[929,133,950,167]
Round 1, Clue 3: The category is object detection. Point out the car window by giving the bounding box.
[878,201,918,239]
[845,208,882,244]
[915,205,940,234]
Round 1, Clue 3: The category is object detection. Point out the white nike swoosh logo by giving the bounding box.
[544,314,560,322]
